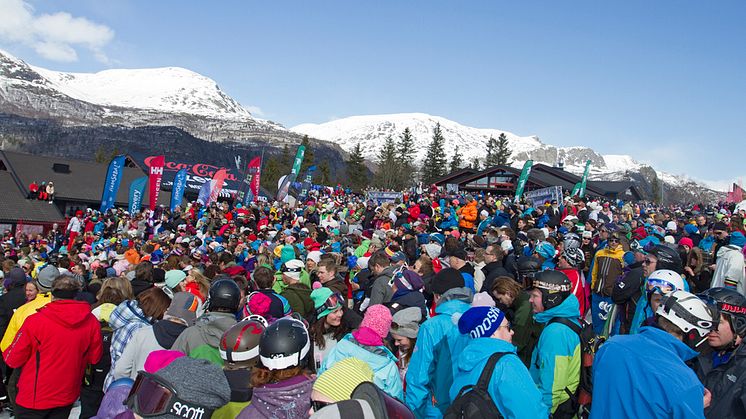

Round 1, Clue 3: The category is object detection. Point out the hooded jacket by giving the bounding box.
[693,343,746,419]
[237,375,314,419]
[405,288,472,418]
[280,282,314,319]
[171,311,237,365]
[591,245,625,296]
[449,337,549,419]
[457,201,478,230]
[711,245,746,295]
[368,265,396,306]
[0,292,52,351]
[511,292,543,367]
[590,326,704,419]
[104,299,152,390]
[529,294,581,414]
[3,300,103,410]
[111,320,187,382]
[320,333,403,400]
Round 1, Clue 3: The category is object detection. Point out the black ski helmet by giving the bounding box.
[699,287,746,337]
[648,245,683,274]
[207,278,242,313]
[531,270,572,310]
[259,317,310,370]
[517,256,541,289]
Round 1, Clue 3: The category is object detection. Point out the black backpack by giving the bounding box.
[444,352,507,419]
[548,317,606,418]
[84,320,113,390]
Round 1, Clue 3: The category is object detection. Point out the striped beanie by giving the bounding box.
[313,358,374,402]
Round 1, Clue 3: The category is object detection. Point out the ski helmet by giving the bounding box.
[517,256,541,289]
[206,278,242,313]
[259,317,310,370]
[562,233,582,250]
[699,287,746,338]
[220,316,267,364]
[531,270,572,310]
[656,290,717,349]
[646,269,686,295]
[648,245,683,274]
[561,247,585,268]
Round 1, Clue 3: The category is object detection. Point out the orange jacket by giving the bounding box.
[124,248,140,265]
[457,201,478,229]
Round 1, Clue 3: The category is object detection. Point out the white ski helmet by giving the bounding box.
[656,290,717,348]
[646,269,685,295]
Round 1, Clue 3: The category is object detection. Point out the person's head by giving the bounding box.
[557,247,585,270]
[164,292,201,326]
[135,261,154,283]
[219,317,267,369]
[252,318,310,387]
[137,287,171,320]
[316,259,337,284]
[354,304,393,347]
[251,266,274,290]
[50,274,81,301]
[490,276,523,307]
[35,264,60,293]
[458,306,513,343]
[413,255,433,277]
[447,247,468,270]
[655,290,717,349]
[280,259,304,285]
[311,287,344,326]
[97,276,134,306]
[25,281,38,301]
[390,307,422,356]
[367,252,389,275]
[700,287,746,351]
[431,268,465,303]
[207,278,242,313]
[607,232,621,249]
[528,270,572,314]
[645,269,686,312]
[516,256,541,289]
[644,245,683,277]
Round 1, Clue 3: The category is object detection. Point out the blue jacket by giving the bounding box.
[530,295,581,414]
[319,333,403,400]
[405,297,471,418]
[590,327,704,419]
[476,217,493,236]
[450,338,549,419]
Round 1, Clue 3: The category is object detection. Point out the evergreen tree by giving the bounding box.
[396,127,415,189]
[376,136,399,189]
[485,135,498,167]
[495,133,512,166]
[449,146,463,172]
[261,155,282,193]
[471,157,481,170]
[346,143,367,191]
[280,145,292,174]
[318,160,332,185]
[300,135,314,173]
[421,122,447,184]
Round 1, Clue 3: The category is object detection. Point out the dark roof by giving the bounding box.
[589,181,635,194]
[0,151,170,206]
[0,172,64,223]
[433,168,479,185]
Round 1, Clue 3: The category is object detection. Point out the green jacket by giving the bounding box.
[512,292,544,367]
[281,283,314,318]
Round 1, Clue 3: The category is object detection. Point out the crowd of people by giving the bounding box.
[0,189,744,419]
[26,181,55,204]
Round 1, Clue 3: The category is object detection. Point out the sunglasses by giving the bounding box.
[643,259,656,265]
[608,238,620,243]
[312,400,332,412]
[126,371,215,418]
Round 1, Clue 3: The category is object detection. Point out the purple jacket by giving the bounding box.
[237,375,314,418]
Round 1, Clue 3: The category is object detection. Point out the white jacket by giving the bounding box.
[711,245,746,296]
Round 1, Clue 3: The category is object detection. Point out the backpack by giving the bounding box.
[444,352,507,419]
[84,320,113,390]
[548,317,606,418]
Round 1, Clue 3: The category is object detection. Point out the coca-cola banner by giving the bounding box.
[140,154,243,199]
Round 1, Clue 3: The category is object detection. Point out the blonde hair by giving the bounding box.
[97,276,134,302]
[188,269,211,298]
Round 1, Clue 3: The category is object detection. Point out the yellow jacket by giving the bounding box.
[0,293,52,351]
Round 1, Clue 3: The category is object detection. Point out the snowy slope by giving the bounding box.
[32,66,253,120]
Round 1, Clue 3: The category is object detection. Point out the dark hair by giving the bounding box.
[317,259,337,274]
[250,365,308,388]
[51,275,82,299]
[368,252,390,270]
[252,266,274,290]
[491,276,523,305]
[204,264,221,279]
[135,261,154,283]
[310,314,349,350]
[218,252,234,265]
[137,287,170,320]
[94,266,108,279]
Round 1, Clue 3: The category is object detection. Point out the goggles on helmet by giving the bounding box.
[126,371,215,418]
[646,278,678,295]
[314,292,344,318]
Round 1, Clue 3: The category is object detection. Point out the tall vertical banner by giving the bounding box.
[514,160,533,201]
[148,155,165,210]
[299,165,316,201]
[245,157,262,205]
[208,169,228,205]
[197,180,212,205]
[170,168,188,211]
[100,155,126,213]
[578,159,592,198]
[571,182,581,197]
[129,176,148,215]
[276,145,306,201]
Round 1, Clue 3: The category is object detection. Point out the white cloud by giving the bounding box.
[245,105,265,117]
[0,0,114,63]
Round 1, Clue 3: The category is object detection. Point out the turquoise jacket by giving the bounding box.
[405,294,471,418]
[530,295,581,415]
[319,333,403,400]
[450,338,549,419]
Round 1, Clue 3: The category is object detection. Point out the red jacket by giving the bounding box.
[3,300,103,409]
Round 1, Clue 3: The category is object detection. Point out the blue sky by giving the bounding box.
[1,0,744,188]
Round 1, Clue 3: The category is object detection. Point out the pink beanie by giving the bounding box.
[144,350,185,373]
[353,304,392,345]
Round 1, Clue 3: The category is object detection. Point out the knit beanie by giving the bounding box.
[534,241,556,260]
[353,304,392,346]
[678,237,694,249]
[149,356,230,419]
[7,267,26,287]
[471,291,496,308]
[458,306,506,339]
[281,245,296,264]
[242,291,291,322]
[424,243,442,259]
[164,292,200,326]
[393,270,424,292]
[684,224,699,235]
[164,270,186,289]
[144,350,185,374]
[313,358,374,402]
[36,264,60,292]
[311,287,342,319]
[390,307,422,339]
[281,259,304,280]
[431,268,465,295]
[730,232,746,248]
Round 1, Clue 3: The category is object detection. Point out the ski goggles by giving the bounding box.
[315,292,344,318]
[125,371,215,418]
[646,278,678,295]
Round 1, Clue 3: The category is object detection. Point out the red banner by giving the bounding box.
[248,157,261,201]
[208,168,228,204]
[148,155,165,210]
